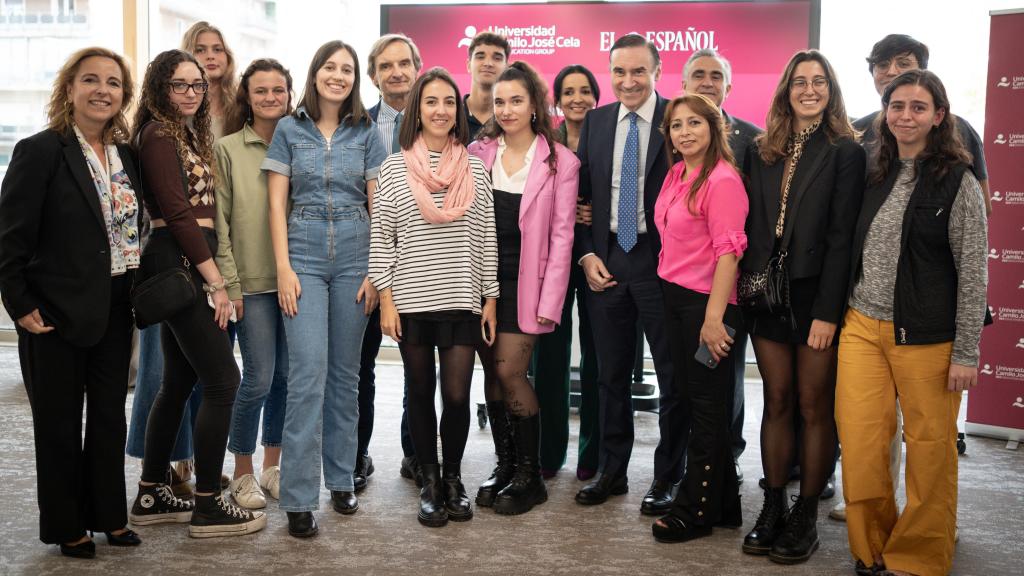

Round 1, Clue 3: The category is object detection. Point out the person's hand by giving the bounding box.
[277,267,302,317]
[807,319,837,352]
[16,309,54,335]
[537,316,553,326]
[948,363,978,392]
[380,300,401,343]
[357,276,379,316]
[212,288,233,330]
[700,317,735,363]
[581,254,617,292]
[481,299,497,346]
[232,299,244,322]
[576,199,592,226]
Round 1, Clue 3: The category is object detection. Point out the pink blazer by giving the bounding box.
[468,135,580,334]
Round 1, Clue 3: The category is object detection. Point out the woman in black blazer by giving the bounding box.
[739,50,865,564]
[0,47,143,558]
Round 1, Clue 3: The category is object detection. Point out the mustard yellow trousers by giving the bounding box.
[836,308,960,576]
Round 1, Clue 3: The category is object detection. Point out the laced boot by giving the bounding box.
[742,487,788,555]
[493,414,547,515]
[769,495,820,564]
[475,401,516,507]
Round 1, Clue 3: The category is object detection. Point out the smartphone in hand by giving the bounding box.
[694,323,737,369]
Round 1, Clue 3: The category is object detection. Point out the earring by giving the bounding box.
[531,112,537,123]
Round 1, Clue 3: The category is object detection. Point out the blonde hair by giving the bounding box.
[47,46,134,144]
[180,21,237,115]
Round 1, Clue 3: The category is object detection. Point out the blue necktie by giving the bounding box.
[391,112,402,153]
[618,112,639,252]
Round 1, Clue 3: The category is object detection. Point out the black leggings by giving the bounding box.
[401,343,475,466]
[140,229,240,494]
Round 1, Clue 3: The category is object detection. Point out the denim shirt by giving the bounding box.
[261,106,387,210]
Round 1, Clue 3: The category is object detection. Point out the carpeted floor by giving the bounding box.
[0,344,1018,575]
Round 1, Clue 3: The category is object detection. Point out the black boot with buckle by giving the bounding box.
[769,495,820,564]
[742,487,788,555]
[476,401,516,507]
[493,413,547,515]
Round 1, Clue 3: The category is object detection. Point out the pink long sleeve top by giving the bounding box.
[654,158,748,304]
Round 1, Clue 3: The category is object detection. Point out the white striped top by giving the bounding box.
[369,151,499,315]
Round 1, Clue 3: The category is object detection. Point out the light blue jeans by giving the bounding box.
[228,293,288,455]
[126,325,196,462]
[279,206,369,511]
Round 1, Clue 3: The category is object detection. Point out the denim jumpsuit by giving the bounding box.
[262,107,386,511]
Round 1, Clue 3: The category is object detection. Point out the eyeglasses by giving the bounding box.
[790,77,829,91]
[169,81,209,95]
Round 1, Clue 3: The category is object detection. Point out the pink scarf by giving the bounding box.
[402,134,476,224]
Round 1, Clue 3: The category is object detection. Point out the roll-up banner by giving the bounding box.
[970,8,1024,444]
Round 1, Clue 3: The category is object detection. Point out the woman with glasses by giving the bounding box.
[127,49,265,538]
[740,50,864,564]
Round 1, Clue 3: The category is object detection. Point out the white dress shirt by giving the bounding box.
[375,100,401,153]
[492,135,538,195]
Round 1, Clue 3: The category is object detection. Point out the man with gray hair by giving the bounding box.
[681,48,761,483]
[357,32,423,491]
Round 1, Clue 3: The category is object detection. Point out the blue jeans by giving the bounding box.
[229,293,288,455]
[280,206,369,511]
[126,325,195,461]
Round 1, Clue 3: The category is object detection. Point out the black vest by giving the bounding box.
[849,160,968,345]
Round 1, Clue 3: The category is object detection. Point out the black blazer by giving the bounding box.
[0,128,142,347]
[742,129,866,324]
[574,95,669,263]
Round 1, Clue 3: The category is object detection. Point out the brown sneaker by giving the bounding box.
[170,463,194,499]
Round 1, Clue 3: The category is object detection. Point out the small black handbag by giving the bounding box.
[737,243,792,317]
[131,255,196,328]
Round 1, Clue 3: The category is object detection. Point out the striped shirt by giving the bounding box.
[369,151,499,314]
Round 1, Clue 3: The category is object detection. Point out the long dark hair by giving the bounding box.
[661,94,735,215]
[224,58,293,135]
[479,61,559,172]
[398,67,469,149]
[131,49,214,167]
[553,64,601,108]
[871,69,970,185]
[756,50,856,164]
[295,40,371,126]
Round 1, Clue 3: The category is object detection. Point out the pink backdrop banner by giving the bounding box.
[382,1,816,128]
[971,9,1024,437]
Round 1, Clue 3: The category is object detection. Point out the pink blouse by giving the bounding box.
[654,159,749,304]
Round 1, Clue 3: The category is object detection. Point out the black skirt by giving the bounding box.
[744,276,838,345]
[494,189,524,334]
[400,310,480,347]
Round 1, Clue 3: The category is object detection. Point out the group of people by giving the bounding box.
[0,19,988,576]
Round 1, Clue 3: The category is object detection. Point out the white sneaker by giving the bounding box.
[260,466,281,500]
[229,473,266,510]
[829,500,847,521]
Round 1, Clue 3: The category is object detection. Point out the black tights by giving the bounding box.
[752,335,836,497]
[479,332,539,417]
[401,343,475,466]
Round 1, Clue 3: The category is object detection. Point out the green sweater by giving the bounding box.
[214,124,278,300]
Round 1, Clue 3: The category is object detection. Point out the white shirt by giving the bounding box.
[376,100,402,153]
[492,135,538,195]
[610,90,657,234]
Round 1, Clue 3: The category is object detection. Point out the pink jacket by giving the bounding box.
[468,135,580,334]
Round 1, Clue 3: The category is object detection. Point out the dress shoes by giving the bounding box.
[103,529,141,546]
[330,490,358,515]
[652,514,713,543]
[354,454,374,493]
[640,479,676,516]
[575,474,628,505]
[59,538,96,559]
[286,511,318,538]
[576,466,597,481]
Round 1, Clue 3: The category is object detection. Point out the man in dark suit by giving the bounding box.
[574,34,683,515]
[680,48,762,483]
[360,33,422,490]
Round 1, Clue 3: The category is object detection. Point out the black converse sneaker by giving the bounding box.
[130,483,194,525]
[188,493,267,538]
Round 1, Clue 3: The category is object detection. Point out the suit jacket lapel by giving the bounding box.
[762,159,784,230]
[644,96,666,179]
[596,103,618,191]
[62,133,106,232]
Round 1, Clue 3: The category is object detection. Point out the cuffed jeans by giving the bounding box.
[279,206,369,512]
[229,292,288,455]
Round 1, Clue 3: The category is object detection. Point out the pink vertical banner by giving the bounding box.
[970,9,1024,442]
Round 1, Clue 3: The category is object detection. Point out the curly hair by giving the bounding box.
[224,58,294,135]
[479,61,560,173]
[131,49,215,171]
[47,46,134,144]
[756,50,856,164]
[180,21,237,117]
[871,69,971,186]
[661,94,735,215]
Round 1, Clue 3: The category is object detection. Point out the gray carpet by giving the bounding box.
[0,344,1018,575]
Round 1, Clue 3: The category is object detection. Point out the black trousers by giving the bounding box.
[140,229,240,494]
[357,307,414,458]
[587,235,685,481]
[661,281,741,525]
[18,274,133,544]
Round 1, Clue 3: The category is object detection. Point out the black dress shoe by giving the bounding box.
[652,514,713,543]
[400,455,423,488]
[103,528,141,546]
[287,511,318,538]
[819,475,836,500]
[59,539,96,559]
[354,454,374,493]
[331,490,358,515]
[575,474,628,505]
[640,479,675,516]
